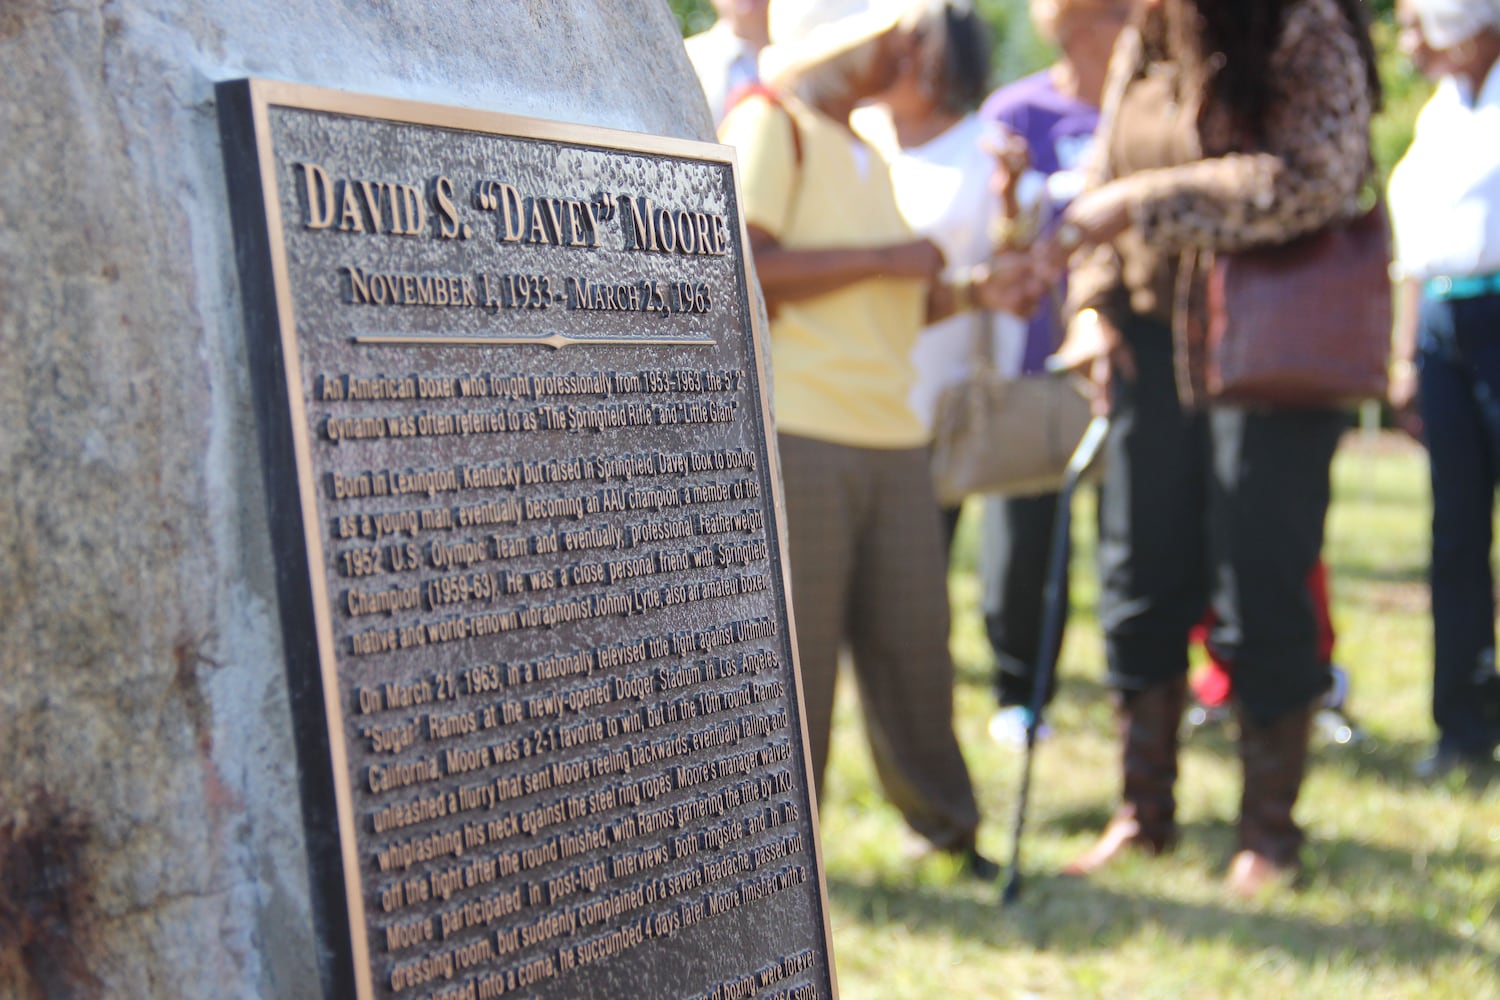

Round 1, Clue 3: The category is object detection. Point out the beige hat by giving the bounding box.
[759,0,925,85]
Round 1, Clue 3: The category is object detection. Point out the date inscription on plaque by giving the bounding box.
[218,79,833,1000]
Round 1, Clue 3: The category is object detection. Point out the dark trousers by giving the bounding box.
[1417,291,1500,756]
[1098,315,1344,725]
[979,491,1066,708]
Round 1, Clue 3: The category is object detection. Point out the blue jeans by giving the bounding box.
[1417,291,1500,756]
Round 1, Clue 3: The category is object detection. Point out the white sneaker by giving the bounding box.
[988,705,1050,747]
[1314,667,1375,749]
[1314,708,1355,745]
[1321,664,1349,712]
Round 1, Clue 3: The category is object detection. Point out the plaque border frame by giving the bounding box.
[217,76,837,999]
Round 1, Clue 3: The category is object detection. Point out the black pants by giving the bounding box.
[979,491,1065,708]
[1098,314,1345,726]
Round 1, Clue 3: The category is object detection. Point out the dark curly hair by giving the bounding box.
[1195,0,1382,139]
[912,2,993,113]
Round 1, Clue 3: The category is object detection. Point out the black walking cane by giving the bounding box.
[1002,414,1110,905]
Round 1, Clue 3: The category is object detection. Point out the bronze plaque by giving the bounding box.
[218,79,834,1000]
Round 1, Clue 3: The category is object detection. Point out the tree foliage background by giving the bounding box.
[664,0,1425,178]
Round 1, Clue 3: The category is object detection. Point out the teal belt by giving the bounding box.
[1425,272,1500,301]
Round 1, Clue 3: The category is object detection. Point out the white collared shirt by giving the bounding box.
[851,107,1034,430]
[1387,60,1500,280]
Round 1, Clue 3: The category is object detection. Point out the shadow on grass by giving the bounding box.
[825,825,1498,971]
[1042,676,1118,728]
[1322,741,1500,791]
[1043,683,1493,790]
[1180,724,1499,792]
[1010,746,1500,863]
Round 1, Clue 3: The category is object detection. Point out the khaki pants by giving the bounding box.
[777,433,980,849]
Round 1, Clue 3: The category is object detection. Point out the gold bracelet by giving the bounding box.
[960,264,991,312]
[951,271,975,313]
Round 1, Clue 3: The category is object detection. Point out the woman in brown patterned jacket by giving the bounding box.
[1035,0,1381,897]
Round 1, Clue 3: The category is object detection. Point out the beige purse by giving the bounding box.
[929,313,1094,507]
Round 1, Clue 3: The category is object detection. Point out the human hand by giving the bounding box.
[971,252,1049,316]
[1047,307,1134,416]
[1034,181,1135,277]
[1063,182,1133,245]
[1388,359,1423,441]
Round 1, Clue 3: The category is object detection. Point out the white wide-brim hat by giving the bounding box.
[1411,0,1500,49]
[759,0,925,85]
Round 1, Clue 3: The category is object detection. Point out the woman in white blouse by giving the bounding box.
[1387,0,1500,778]
[852,0,1005,551]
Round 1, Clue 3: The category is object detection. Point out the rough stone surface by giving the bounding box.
[0,3,714,996]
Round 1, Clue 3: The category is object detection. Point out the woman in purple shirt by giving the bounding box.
[975,0,1130,747]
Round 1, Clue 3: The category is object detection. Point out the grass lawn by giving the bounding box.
[814,430,1500,999]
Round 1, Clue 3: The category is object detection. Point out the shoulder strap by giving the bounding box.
[721,80,805,239]
[723,80,803,166]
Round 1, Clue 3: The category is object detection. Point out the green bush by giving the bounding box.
[667,0,715,37]
[1373,17,1432,183]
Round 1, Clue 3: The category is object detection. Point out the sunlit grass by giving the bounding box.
[815,430,1500,999]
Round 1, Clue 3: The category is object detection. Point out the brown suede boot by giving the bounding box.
[1064,676,1186,875]
[1227,701,1315,898]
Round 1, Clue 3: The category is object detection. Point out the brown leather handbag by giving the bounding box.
[1204,201,1393,408]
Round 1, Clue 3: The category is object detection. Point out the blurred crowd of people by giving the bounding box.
[684,0,1500,896]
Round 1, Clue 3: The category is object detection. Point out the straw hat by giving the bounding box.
[759,0,926,85]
